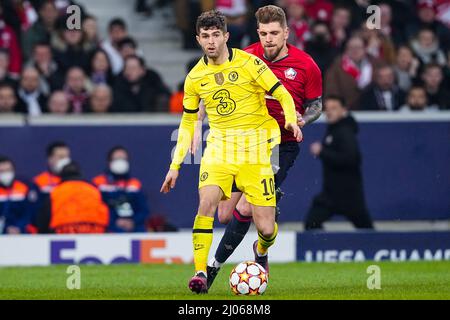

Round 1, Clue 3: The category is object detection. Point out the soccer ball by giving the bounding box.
[229,261,268,295]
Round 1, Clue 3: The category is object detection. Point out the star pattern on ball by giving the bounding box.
[239,271,250,284]
[259,272,267,283]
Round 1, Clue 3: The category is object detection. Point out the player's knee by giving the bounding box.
[198,198,217,216]
[236,202,252,217]
[259,224,275,238]
[217,206,232,224]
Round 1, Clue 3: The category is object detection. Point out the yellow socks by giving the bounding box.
[257,222,278,256]
[192,214,214,274]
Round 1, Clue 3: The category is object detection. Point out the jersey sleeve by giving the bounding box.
[183,75,200,112]
[247,55,297,126]
[305,58,323,100]
[169,76,199,170]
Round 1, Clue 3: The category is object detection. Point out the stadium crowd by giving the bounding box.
[0,141,179,234]
[0,0,448,115]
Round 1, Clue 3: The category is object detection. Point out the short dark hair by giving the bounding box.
[37,0,56,12]
[46,141,69,158]
[60,161,81,181]
[107,146,128,161]
[108,18,127,31]
[124,54,146,68]
[423,62,442,73]
[255,5,287,28]
[0,82,15,92]
[325,95,346,107]
[118,36,138,50]
[0,155,13,166]
[196,10,227,34]
[33,41,51,50]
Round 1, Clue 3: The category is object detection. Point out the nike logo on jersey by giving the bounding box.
[194,244,205,251]
[266,197,274,201]
[201,83,209,87]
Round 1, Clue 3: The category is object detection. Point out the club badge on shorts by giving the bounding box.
[214,72,225,85]
[285,68,297,80]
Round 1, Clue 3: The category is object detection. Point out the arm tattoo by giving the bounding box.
[302,97,323,125]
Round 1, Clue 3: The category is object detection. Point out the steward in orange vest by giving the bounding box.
[36,162,109,234]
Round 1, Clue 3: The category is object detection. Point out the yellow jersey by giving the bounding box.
[170,48,297,170]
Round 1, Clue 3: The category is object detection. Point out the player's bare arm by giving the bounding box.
[298,97,323,127]
[190,102,206,155]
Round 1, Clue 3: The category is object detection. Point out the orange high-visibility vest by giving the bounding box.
[50,181,109,234]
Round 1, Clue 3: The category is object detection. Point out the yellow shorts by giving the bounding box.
[198,161,276,207]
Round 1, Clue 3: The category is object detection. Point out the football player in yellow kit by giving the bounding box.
[160,10,301,294]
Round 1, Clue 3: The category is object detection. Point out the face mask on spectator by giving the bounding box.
[110,159,129,175]
[54,157,71,174]
[0,171,14,187]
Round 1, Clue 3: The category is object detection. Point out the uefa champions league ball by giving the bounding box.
[229,261,268,295]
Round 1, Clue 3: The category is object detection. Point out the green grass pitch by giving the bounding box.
[1,261,449,300]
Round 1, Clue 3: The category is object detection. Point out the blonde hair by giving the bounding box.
[255,5,287,28]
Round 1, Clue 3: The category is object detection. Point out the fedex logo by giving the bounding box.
[50,240,184,265]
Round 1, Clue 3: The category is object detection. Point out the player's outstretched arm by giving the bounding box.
[271,84,303,142]
[298,97,322,127]
[161,74,200,193]
[190,101,206,155]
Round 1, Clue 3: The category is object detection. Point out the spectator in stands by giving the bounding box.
[0,48,18,88]
[117,36,139,61]
[52,17,94,74]
[304,96,373,230]
[359,65,406,111]
[87,49,114,87]
[0,8,22,77]
[47,90,70,114]
[393,45,420,92]
[0,83,22,113]
[377,2,407,47]
[25,42,62,95]
[285,0,310,50]
[0,156,33,234]
[22,0,59,61]
[33,141,71,206]
[88,84,113,113]
[101,18,128,75]
[360,25,396,65]
[92,146,150,233]
[303,0,333,23]
[305,21,338,75]
[113,55,170,112]
[329,5,351,51]
[0,0,23,39]
[399,85,437,112]
[325,35,380,109]
[82,15,100,49]
[16,66,48,115]
[406,0,450,51]
[410,27,447,68]
[37,161,109,234]
[216,0,248,48]
[63,67,91,113]
[420,62,450,109]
